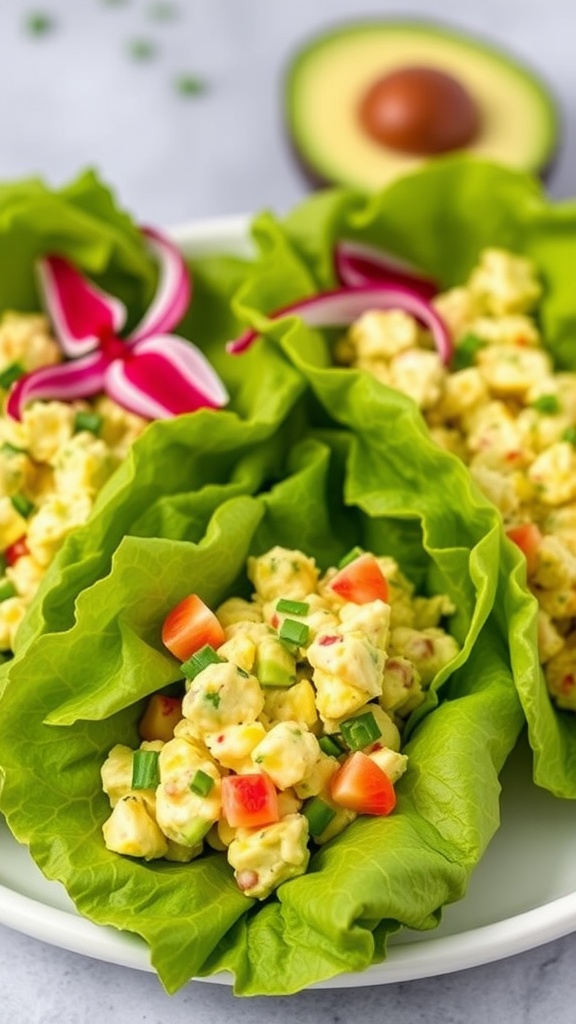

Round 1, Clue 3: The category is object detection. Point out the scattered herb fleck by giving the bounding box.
[24,11,55,36]
[175,74,207,97]
[147,0,178,20]
[128,37,157,61]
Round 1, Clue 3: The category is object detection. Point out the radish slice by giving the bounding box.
[129,226,192,342]
[227,284,452,364]
[37,255,126,358]
[335,240,438,299]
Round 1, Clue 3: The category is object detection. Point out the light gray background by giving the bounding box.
[1,1,575,1021]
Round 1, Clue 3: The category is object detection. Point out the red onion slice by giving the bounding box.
[227,284,452,364]
[105,334,229,419]
[37,256,126,358]
[129,226,192,342]
[335,240,438,299]
[6,351,108,418]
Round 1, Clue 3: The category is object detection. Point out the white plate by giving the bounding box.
[1,216,576,989]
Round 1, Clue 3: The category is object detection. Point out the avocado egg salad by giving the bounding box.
[0,312,146,652]
[102,545,459,899]
[230,155,576,800]
[0,257,525,994]
[0,171,247,662]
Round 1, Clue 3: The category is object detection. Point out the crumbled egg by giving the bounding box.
[0,311,148,652]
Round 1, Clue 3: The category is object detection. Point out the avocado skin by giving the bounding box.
[282,18,561,192]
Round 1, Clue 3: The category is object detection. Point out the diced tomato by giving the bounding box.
[505,522,542,577]
[4,535,29,566]
[162,594,226,662]
[138,694,182,742]
[329,553,389,604]
[330,751,396,816]
[221,773,279,828]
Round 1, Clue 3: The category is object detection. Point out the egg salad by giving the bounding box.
[336,248,576,711]
[0,311,147,651]
[101,545,460,900]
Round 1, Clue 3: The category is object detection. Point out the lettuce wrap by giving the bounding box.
[0,327,526,993]
[231,155,576,799]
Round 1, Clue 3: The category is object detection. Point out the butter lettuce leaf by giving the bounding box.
[0,353,524,994]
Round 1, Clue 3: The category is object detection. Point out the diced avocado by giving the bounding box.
[284,20,559,191]
[256,636,297,688]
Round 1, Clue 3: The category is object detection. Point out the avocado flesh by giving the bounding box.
[285,21,559,191]
[256,636,297,688]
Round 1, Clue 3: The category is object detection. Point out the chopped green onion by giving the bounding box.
[74,410,103,435]
[303,796,336,838]
[0,362,25,390]
[10,494,35,519]
[338,546,364,569]
[531,394,561,415]
[189,769,214,797]
[276,598,309,616]
[1,442,26,457]
[451,333,487,371]
[340,710,381,751]
[181,644,222,680]
[318,735,343,757]
[0,579,17,602]
[131,749,160,789]
[562,426,576,447]
[279,618,309,648]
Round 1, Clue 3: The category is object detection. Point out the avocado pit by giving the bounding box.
[359,66,481,156]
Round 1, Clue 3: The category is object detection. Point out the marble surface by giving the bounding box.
[1,0,576,1021]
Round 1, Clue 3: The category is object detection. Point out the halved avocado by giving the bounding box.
[284,20,560,190]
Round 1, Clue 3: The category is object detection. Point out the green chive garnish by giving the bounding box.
[189,769,214,797]
[279,618,309,648]
[181,644,222,680]
[531,394,561,415]
[563,426,576,447]
[0,362,25,390]
[74,410,103,435]
[276,598,309,616]
[318,735,343,758]
[10,494,35,519]
[303,796,336,838]
[338,546,364,569]
[451,333,487,371]
[131,749,160,789]
[0,579,17,602]
[340,710,381,751]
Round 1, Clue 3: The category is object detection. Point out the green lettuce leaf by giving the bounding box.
[0,350,524,994]
[231,155,576,799]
